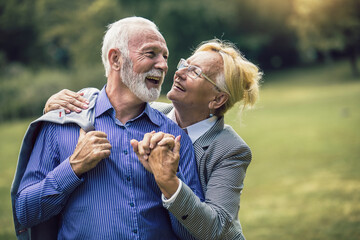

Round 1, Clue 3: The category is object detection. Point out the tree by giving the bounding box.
[0,0,44,67]
[290,0,360,76]
[35,0,126,68]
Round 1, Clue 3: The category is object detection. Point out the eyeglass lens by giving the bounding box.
[177,59,202,79]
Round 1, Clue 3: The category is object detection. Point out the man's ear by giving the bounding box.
[208,92,229,110]
[109,49,122,71]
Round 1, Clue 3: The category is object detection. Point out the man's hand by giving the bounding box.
[130,131,175,172]
[131,131,181,199]
[70,128,112,177]
[44,89,89,114]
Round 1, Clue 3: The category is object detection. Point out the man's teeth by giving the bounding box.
[146,76,160,81]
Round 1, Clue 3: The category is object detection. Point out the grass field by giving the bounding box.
[1,61,359,239]
[226,61,360,240]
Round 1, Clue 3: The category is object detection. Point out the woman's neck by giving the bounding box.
[173,103,210,128]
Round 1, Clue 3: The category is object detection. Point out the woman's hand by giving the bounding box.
[130,132,181,199]
[148,135,181,199]
[44,89,89,114]
[130,131,176,172]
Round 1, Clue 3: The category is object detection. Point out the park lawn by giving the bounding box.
[0,61,359,239]
[226,62,360,240]
[0,120,29,239]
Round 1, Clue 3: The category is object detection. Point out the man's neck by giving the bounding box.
[106,81,146,124]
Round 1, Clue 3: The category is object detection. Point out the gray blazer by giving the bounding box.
[151,102,250,240]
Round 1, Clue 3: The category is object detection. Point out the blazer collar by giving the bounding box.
[193,117,225,161]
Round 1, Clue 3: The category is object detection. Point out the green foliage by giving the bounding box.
[34,0,127,67]
[0,0,43,65]
[0,0,299,71]
[290,0,360,76]
[0,64,106,121]
[291,0,360,52]
[0,61,359,239]
[0,0,358,121]
[1,0,357,72]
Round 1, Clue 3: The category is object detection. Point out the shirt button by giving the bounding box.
[130,202,134,207]
[123,150,128,155]
[126,176,131,181]
[132,229,137,234]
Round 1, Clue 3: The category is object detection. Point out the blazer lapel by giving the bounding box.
[193,117,225,162]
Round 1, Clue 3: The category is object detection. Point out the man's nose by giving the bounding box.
[155,56,168,73]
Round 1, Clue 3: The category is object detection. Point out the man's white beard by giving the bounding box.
[121,58,162,102]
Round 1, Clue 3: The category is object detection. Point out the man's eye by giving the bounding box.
[146,52,155,57]
[163,55,168,61]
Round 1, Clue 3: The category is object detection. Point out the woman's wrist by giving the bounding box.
[156,176,180,199]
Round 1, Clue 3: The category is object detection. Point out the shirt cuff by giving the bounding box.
[162,180,183,208]
[52,157,83,193]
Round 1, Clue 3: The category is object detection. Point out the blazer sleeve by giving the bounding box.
[164,132,251,239]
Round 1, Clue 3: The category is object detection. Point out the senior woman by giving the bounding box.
[44,39,262,239]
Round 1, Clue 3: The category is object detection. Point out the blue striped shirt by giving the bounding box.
[16,86,204,239]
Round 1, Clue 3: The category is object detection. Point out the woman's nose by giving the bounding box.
[175,68,187,80]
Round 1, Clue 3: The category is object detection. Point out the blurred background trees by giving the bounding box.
[290,0,360,76]
[0,0,359,121]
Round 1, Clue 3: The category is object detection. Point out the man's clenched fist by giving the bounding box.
[70,128,112,177]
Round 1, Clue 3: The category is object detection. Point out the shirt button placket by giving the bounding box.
[130,201,137,237]
[125,124,138,239]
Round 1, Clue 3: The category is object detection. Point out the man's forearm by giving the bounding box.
[16,159,82,227]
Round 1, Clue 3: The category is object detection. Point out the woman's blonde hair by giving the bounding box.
[194,39,262,116]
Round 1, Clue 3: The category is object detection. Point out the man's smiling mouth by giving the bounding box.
[146,76,161,84]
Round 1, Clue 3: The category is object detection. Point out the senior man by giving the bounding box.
[12,16,203,239]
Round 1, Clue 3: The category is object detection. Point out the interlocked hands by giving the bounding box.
[130,131,181,198]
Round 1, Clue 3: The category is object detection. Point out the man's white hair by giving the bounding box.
[101,16,160,77]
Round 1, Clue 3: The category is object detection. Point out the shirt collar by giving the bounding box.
[95,85,161,126]
[95,86,113,118]
[167,108,218,143]
[143,102,161,126]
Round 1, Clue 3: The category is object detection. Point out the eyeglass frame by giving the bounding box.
[177,58,230,95]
